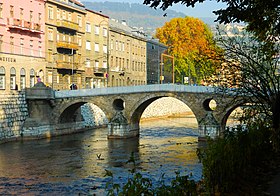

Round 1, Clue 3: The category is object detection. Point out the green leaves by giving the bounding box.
[156,17,222,84]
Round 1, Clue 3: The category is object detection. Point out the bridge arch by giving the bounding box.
[128,93,201,132]
[219,99,249,132]
[52,98,112,125]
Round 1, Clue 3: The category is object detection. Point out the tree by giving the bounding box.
[156,17,222,84]
[143,0,280,41]
[215,27,280,150]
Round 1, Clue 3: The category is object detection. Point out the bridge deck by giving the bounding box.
[54,84,218,98]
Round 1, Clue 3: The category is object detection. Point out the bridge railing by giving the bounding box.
[54,84,220,98]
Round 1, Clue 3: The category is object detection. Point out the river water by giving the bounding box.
[0,117,202,195]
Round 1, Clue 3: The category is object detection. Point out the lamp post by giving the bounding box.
[160,53,175,84]
[98,19,110,87]
[52,52,57,89]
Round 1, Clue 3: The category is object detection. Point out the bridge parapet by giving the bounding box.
[25,82,54,100]
[54,84,218,99]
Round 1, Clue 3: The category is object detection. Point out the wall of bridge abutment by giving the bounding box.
[0,91,29,144]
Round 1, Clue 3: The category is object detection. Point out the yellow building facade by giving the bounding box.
[109,20,147,87]
[84,9,109,88]
[45,0,86,90]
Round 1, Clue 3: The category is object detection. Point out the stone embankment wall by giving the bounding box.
[0,91,28,143]
[141,97,192,119]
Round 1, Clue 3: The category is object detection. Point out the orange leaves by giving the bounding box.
[156,17,218,60]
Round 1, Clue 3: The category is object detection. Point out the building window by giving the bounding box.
[10,67,16,90]
[85,58,90,68]
[20,38,24,54]
[77,15,82,27]
[10,6,14,18]
[110,56,113,67]
[39,13,42,23]
[103,28,108,37]
[110,39,114,50]
[68,13,72,21]
[86,41,91,50]
[127,42,130,54]
[38,41,42,57]
[0,66,5,90]
[10,36,14,53]
[57,9,60,20]
[94,43,99,52]
[30,69,35,87]
[94,25,99,35]
[20,8,24,20]
[57,75,60,84]
[20,68,26,90]
[95,60,99,68]
[103,61,107,68]
[47,71,52,84]
[78,35,82,46]
[0,35,3,52]
[30,40,33,56]
[0,3,3,18]
[126,59,129,70]
[62,11,66,20]
[30,11,33,21]
[115,41,118,51]
[48,28,53,40]
[86,23,91,33]
[103,45,107,53]
[48,6,53,19]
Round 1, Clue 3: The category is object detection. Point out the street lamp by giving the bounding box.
[52,52,57,89]
[160,53,175,84]
[99,19,110,87]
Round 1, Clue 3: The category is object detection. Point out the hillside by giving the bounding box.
[82,1,215,36]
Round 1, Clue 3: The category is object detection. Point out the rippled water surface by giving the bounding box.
[0,117,202,195]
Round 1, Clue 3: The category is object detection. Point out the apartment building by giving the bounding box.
[45,0,86,90]
[146,38,167,84]
[109,20,147,87]
[0,0,46,91]
[84,9,109,89]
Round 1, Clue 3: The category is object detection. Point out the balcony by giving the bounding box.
[33,23,42,31]
[93,67,107,73]
[7,18,43,33]
[57,41,79,50]
[24,21,31,29]
[57,19,79,31]
[56,60,80,70]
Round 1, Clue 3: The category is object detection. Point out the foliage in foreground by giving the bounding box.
[105,122,278,195]
[198,124,276,195]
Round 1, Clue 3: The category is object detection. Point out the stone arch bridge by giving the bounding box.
[24,83,246,139]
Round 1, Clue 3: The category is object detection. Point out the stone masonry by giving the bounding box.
[0,91,28,143]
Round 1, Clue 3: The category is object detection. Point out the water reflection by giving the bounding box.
[0,117,202,195]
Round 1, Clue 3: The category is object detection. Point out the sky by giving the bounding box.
[83,0,227,18]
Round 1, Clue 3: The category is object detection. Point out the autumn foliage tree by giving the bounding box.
[144,0,280,42]
[156,17,222,84]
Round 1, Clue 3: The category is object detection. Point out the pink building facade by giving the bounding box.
[0,0,46,91]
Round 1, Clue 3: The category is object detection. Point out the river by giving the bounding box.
[0,116,202,195]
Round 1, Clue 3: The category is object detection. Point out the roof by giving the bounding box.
[109,19,147,41]
[69,0,84,7]
[85,8,109,18]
